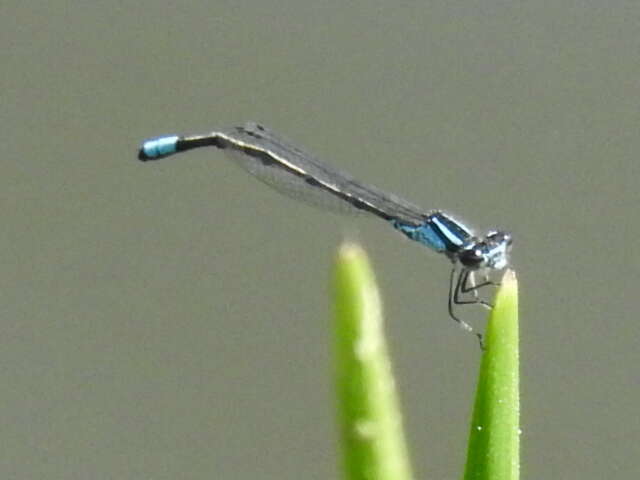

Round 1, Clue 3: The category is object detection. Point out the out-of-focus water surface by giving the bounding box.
[3,2,639,478]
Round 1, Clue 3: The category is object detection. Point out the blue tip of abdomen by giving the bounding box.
[138,135,180,161]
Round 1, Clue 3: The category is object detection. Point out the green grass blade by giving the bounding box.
[333,242,413,480]
[463,270,520,480]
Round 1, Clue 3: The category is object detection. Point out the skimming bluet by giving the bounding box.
[138,122,512,341]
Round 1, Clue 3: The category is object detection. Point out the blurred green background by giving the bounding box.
[3,2,639,478]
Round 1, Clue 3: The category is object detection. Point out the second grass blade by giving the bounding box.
[333,242,413,480]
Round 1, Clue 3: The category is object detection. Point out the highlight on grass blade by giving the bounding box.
[333,242,413,480]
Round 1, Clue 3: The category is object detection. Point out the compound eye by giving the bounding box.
[459,248,484,268]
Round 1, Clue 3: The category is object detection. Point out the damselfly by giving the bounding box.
[138,122,512,341]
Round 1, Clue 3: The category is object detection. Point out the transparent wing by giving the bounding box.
[215,122,428,225]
